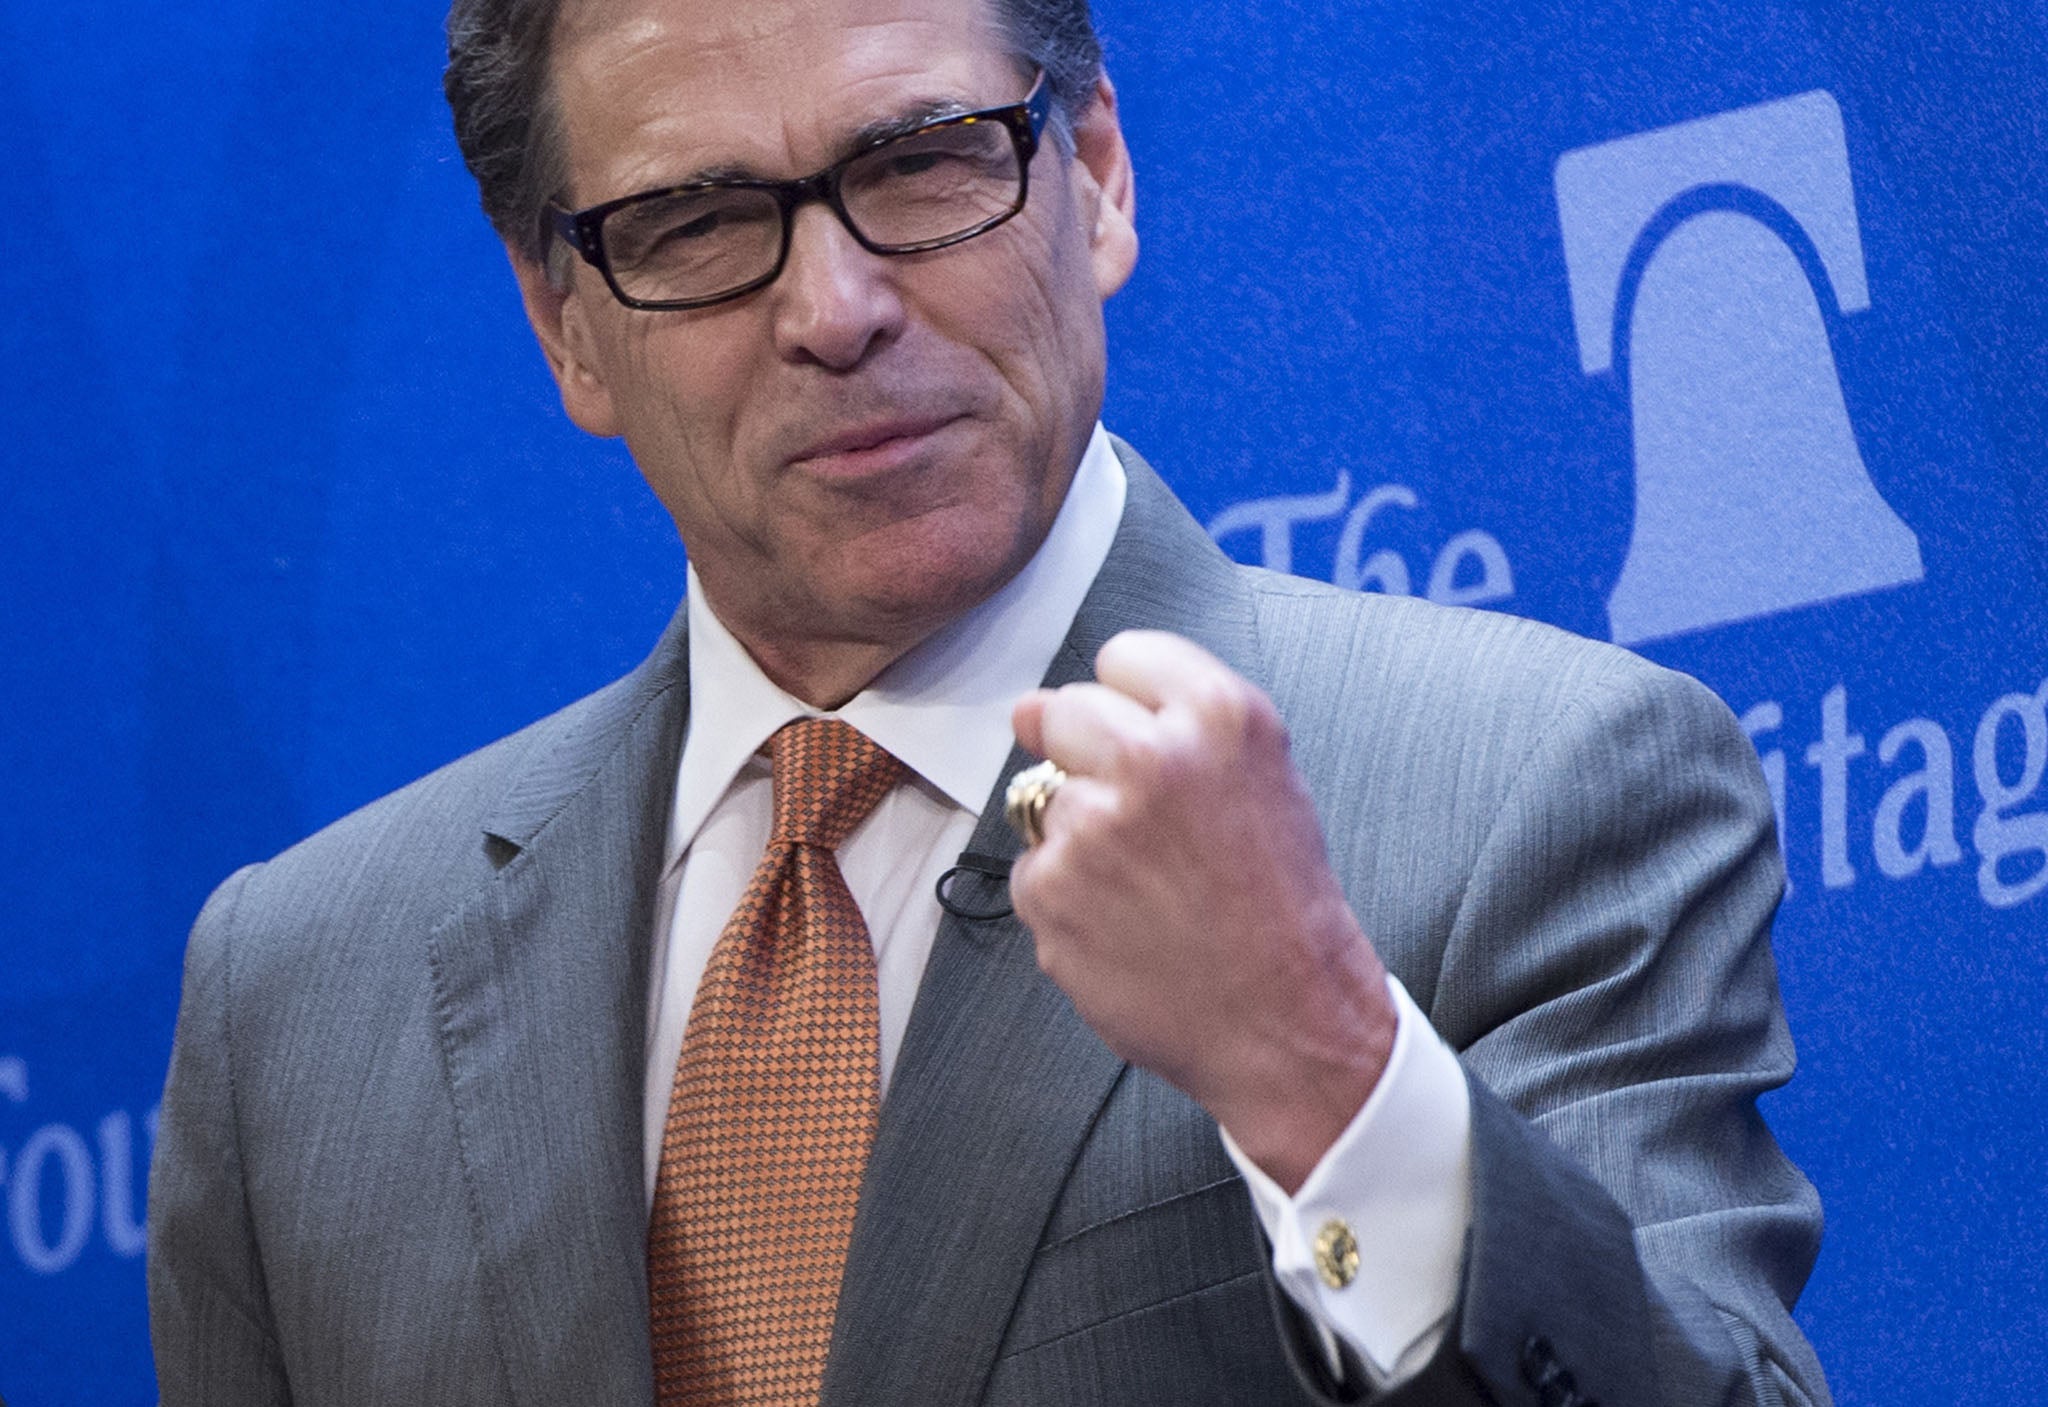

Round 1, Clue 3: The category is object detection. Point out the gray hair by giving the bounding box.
[444,0,1103,264]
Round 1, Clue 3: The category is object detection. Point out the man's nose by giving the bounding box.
[768,202,906,371]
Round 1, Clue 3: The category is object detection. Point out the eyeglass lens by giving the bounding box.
[599,115,1025,307]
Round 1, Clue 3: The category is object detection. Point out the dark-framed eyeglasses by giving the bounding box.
[548,71,1054,312]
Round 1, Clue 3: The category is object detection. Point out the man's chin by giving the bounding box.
[832,517,1041,627]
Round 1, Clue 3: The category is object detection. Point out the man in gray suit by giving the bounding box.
[148,0,1831,1402]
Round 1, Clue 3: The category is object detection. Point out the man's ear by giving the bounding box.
[509,245,623,438]
[1069,73,1139,300]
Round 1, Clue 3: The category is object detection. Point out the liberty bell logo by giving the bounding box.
[1554,91,1924,647]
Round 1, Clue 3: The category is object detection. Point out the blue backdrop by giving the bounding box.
[3,1,2043,1401]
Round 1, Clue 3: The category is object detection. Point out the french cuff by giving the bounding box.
[1220,973,1474,1386]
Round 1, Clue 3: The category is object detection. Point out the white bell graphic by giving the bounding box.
[1555,91,1923,647]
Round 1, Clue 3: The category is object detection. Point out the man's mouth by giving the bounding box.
[787,414,964,479]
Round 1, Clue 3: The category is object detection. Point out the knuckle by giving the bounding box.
[1188,672,1257,731]
[1178,673,1288,761]
[1109,729,1167,784]
[1242,687,1289,750]
[1052,786,1117,849]
[1040,682,1085,734]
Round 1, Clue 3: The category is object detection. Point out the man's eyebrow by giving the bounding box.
[846,98,975,150]
[666,99,978,188]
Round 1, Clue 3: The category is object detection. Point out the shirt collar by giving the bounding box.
[664,423,1128,871]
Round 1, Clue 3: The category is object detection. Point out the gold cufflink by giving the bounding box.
[1313,1217,1360,1290]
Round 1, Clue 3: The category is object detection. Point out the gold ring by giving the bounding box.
[1004,760,1068,848]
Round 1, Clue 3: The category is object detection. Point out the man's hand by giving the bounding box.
[1010,630,1398,1193]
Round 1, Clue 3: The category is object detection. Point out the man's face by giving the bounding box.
[519,0,1138,694]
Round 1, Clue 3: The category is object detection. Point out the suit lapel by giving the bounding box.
[823,443,1266,1405]
[426,607,689,1407]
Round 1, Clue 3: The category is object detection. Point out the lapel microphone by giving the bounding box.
[935,852,1013,921]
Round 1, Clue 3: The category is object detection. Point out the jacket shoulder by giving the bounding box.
[1238,567,1707,727]
[1237,566,1758,819]
[198,662,667,957]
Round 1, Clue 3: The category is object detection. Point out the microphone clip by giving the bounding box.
[935,852,1013,922]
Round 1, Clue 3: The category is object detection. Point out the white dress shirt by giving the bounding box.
[642,424,1474,1385]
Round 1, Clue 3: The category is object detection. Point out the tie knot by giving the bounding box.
[768,718,905,850]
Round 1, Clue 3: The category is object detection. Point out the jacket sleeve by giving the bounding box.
[1282,657,1829,1407]
[148,864,294,1407]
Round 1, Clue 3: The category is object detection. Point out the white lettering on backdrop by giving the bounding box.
[1746,676,2048,910]
[0,1058,155,1275]
[1207,471,1516,608]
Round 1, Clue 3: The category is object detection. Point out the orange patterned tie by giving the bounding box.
[648,717,906,1406]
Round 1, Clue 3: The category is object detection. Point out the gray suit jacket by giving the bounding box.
[149,443,1828,1406]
